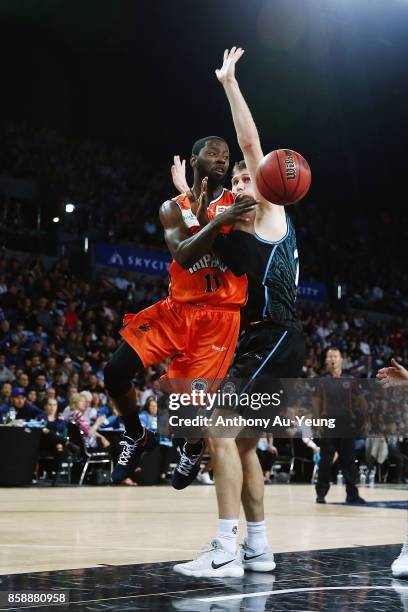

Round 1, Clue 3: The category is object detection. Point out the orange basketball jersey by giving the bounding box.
[168,190,247,307]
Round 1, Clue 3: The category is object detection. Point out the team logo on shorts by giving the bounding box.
[191,378,208,393]
[131,322,151,339]
[138,323,151,332]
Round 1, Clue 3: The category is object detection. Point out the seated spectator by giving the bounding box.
[32,373,48,404]
[65,331,85,362]
[87,374,104,393]
[98,404,124,430]
[139,396,158,431]
[36,298,53,332]
[64,301,79,330]
[9,387,46,422]
[16,372,30,392]
[0,354,15,383]
[5,344,22,369]
[52,369,68,397]
[79,390,97,423]
[27,388,39,408]
[0,320,12,350]
[44,356,57,379]
[79,360,92,389]
[60,357,74,384]
[64,393,110,450]
[0,381,12,422]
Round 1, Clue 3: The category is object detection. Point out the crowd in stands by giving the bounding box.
[1,121,407,314]
[0,121,407,485]
[0,121,166,248]
[0,250,406,485]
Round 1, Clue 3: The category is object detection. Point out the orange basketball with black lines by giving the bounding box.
[256,149,311,206]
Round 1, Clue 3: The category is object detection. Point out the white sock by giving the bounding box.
[246,520,268,553]
[217,519,239,555]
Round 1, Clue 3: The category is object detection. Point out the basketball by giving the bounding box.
[256,149,311,205]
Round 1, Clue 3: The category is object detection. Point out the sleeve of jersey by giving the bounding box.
[213,233,246,276]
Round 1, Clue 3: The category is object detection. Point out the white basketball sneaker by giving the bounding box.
[173,539,244,578]
[392,541,408,578]
[196,471,214,485]
[240,539,276,572]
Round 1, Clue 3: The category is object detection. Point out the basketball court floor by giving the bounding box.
[1,483,407,611]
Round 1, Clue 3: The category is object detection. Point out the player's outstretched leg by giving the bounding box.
[172,439,206,490]
[104,342,158,484]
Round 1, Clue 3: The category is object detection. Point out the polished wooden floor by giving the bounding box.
[1,483,407,575]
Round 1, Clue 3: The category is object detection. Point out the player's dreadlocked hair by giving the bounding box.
[191,136,227,156]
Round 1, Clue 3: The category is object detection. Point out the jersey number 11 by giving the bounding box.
[204,273,221,292]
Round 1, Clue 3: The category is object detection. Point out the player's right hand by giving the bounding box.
[171,155,190,194]
[376,358,408,388]
[215,46,245,84]
[214,196,258,226]
[196,177,210,226]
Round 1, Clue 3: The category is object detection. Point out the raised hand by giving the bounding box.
[171,155,190,194]
[215,46,245,84]
[376,358,408,388]
[196,177,210,226]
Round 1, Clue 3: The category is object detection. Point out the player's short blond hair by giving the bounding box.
[232,160,247,176]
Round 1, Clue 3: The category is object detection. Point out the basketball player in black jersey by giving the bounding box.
[172,47,305,578]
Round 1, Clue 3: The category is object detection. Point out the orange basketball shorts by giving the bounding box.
[119,297,240,380]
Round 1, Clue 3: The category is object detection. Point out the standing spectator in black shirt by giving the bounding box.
[313,347,367,504]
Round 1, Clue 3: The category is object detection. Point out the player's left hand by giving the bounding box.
[171,155,190,194]
[215,46,245,84]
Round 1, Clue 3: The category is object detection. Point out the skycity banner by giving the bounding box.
[297,280,327,302]
[95,242,171,277]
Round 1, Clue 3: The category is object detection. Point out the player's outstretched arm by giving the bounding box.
[216,47,261,159]
[159,178,256,269]
[216,47,284,218]
[376,358,408,388]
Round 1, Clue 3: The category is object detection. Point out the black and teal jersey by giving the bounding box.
[214,214,300,329]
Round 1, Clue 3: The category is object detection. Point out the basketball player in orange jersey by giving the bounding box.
[172,48,305,578]
[104,136,256,485]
